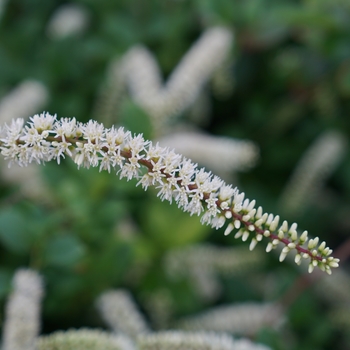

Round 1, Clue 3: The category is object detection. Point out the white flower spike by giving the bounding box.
[0,113,339,274]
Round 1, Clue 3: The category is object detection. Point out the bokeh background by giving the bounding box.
[0,0,350,349]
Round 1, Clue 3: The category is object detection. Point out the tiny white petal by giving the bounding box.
[266,213,274,226]
[224,211,232,219]
[234,229,244,239]
[247,208,256,218]
[279,251,288,262]
[308,263,314,273]
[318,241,326,251]
[242,231,249,241]
[247,199,256,212]
[224,223,234,236]
[269,215,280,231]
[234,220,241,229]
[263,230,270,237]
[249,238,258,251]
[278,231,284,239]
[328,261,339,268]
[256,206,263,219]
[280,220,288,232]
[266,242,273,252]
[299,230,308,242]
[242,214,250,221]
[295,254,301,265]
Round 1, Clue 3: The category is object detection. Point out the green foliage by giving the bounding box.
[119,99,153,140]
[44,234,86,268]
[142,198,211,249]
[0,207,33,254]
[0,0,349,349]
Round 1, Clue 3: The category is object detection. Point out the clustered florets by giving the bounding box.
[0,112,339,274]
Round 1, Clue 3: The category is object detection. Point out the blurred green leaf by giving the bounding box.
[0,208,32,254]
[142,198,211,249]
[336,60,350,97]
[120,99,153,139]
[0,268,12,299]
[44,234,86,268]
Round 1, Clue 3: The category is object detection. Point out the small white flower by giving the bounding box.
[145,142,166,160]
[177,158,197,188]
[219,184,236,201]
[148,160,166,185]
[186,192,204,216]
[157,181,175,203]
[30,112,56,131]
[1,118,25,144]
[54,117,79,140]
[174,187,189,209]
[82,120,105,142]
[163,149,182,174]
[119,155,142,181]
[126,134,148,156]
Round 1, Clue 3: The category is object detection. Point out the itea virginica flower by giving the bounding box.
[0,112,339,274]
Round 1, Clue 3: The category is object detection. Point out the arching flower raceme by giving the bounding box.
[0,112,339,274]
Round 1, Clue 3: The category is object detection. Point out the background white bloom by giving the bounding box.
[46,4,90,39]
[94,26,233,136]
[2,270,43,350]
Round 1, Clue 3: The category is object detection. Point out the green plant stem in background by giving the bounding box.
[0,113,339,274]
